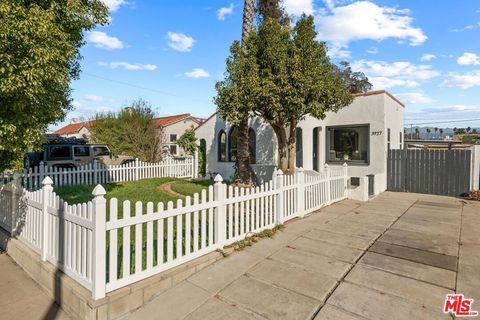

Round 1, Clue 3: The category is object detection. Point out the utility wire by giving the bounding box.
[405,118,480,126]
[82,72,210,104]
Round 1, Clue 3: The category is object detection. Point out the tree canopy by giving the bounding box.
[0,0,109,171]
[215,15,353,173]
[90,99,165,162]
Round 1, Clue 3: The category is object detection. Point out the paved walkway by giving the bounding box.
[127,192,480,320]
[0,250,70,320]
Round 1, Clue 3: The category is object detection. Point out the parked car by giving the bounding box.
[24,139,135,169]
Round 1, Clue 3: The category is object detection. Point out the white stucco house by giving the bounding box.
[195,90,405,200]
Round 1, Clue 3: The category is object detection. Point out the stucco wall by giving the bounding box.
[196,92,405,197]
[163,118,199,156]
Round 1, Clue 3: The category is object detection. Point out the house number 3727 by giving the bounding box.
[371,131,382,136]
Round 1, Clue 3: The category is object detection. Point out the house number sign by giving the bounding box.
[371,131,382,136]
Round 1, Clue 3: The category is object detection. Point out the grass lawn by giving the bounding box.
[54,178,221,280]
[54,177,213,206]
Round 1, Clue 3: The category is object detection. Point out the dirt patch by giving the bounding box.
[159,181,185,199]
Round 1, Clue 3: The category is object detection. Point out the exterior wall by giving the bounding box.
[195,114,277,183]
[196,92,405,197]
[162,118,199,157]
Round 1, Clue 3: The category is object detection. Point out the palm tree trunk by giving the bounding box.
[234,0,256,187]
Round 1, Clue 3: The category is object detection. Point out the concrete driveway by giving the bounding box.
[127,192,480,320]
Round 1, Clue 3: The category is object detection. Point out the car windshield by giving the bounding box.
[93,146,110,156]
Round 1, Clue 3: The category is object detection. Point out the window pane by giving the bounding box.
[218,131,226,162]
[170,134,177,142]
[249,129,256,164]
[48,146,71,160]
[93,147,110,156]
[74,146,90,157]
[327,126,369,163]
[170,145,177,155]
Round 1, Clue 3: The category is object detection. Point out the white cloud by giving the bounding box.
[99,61,157,71]
[457,52,480,65]
[102,0,126,12]
[368,77,419,89]
[367,47,378,54]
[421,105,480,114]
[217,3,234,20]
[85,94,104,102]
[328,43,351,58]
[184,68,210,78]
[353,59,439,80]
[167,32,195,52]
[394,92,434,104]
[441,70,480,89]
[316,1,426,55]
[452,22,480,32]
[87,31,123,49]
[284,0,314,16]
[420,54,436,61]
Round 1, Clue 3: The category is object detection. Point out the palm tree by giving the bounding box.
[426,128,431,139]
[434,127,438,139]
[233,0,257,187]
[467,126,471,134]
[439,128,444,137]
[415,127,420,139]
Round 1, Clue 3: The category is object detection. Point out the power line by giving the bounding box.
[82,72,210,104]
[405,118,480,126]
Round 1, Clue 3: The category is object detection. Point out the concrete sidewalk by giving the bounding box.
[0,250,70,320]
[127,192,480,320]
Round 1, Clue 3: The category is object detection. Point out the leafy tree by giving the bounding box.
[90,99,164,162]
[0,0,108,171]
[177,127,197,156]
[334,61,373,94]
[216,15,352,174]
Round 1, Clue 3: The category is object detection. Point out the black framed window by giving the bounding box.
[248,129,256,164]
[74,146,90,157]
[170,134,177,142]
[327,125,369,164]
[170,145,177,155]
[218,130,226,162]
[48,146,72,160]
[295,128,303,168]
[228,126,238,162]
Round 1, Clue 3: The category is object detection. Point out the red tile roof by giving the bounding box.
[352,90,405,108]
[53,120,95,135]
[54,114,201,135]
[151,113,201,126]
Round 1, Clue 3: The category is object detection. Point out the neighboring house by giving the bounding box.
[195,90,405,198]
[53,119,94,140]
[54,113,202,157]
[152,113,202,156]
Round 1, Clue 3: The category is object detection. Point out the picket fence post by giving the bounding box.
[134,158,140,181]
[275,169,284,225]
[213,174,226,248]
[297,168,306,217]
[39,162,45,189]
[193,151,199,179]
[324,164,331,205]
[343,163,348,199]
[41,176,53,261]
[91,184,107,300]
[10,173,21,235]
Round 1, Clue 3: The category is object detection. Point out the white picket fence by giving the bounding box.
[0,164,348,300]
[20,156,198,190]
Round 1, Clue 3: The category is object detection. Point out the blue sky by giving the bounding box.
[54,0,480,130]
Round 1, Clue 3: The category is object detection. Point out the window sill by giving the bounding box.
[327,161,370,166]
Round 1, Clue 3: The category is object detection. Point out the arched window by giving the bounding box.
[228,126,238,162]
[199,139,207,175]
[249,129,256,164]
[218,130,226,162]
[296,127,303,168]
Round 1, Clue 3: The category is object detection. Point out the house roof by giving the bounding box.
[54,113,201,135]
[53,120,95,135]
[352,90,405,108]
[151,113,201,127]
[195,90,405,131]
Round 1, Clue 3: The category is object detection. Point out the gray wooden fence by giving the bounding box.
[387,149,472,196]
